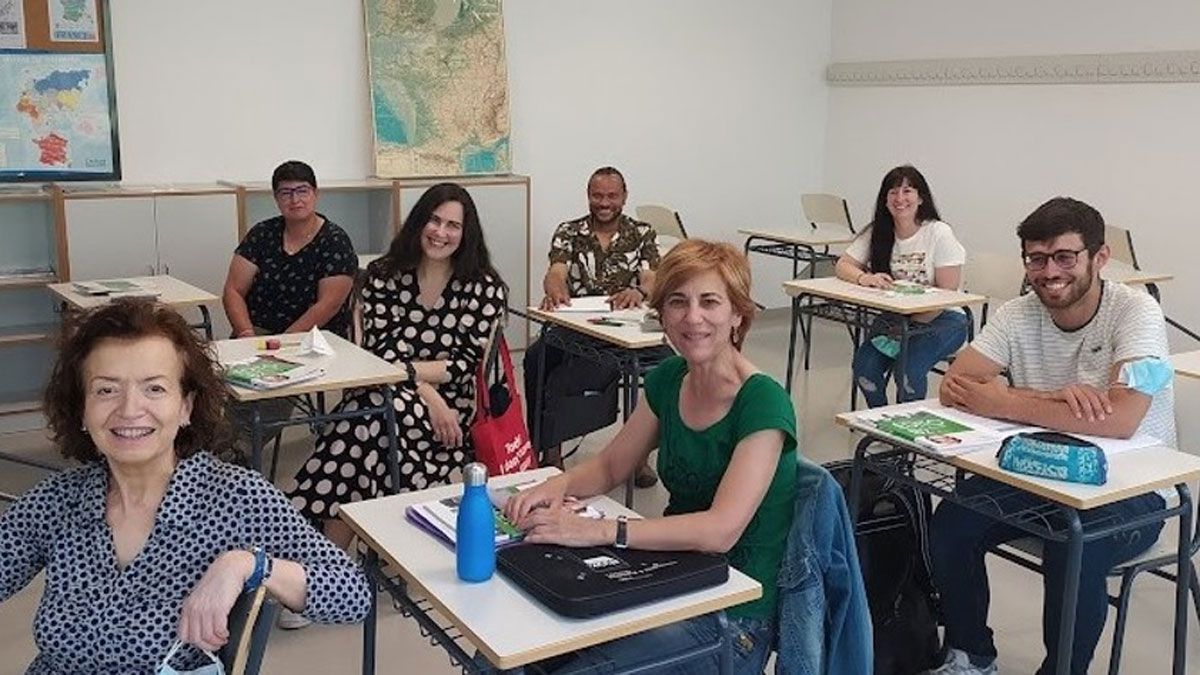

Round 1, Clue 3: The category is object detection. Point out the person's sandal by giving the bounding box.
[634,463,658,488]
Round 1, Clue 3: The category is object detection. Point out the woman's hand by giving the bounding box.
[504,475,569,528]
[178,550,254,652]
[858,272,894,289]
[418,384,463,448]
[522,504,616,547]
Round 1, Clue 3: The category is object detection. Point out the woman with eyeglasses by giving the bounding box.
[834,164,969,406]
[221,160,357,339]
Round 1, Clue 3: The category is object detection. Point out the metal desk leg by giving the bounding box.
[802,294,815,371]
[362,549,378,675]
[383,385,401,495]
[199,305,213,340]
[622,361,640,508]
[1054,509,1084,675]
[894,318,911,403]
[532,328,548,462]
[250,405,264,472]
[1147,282,1162,303]
[1172,484,1193,675]
[848,436,872,527]
[785,296,800,393]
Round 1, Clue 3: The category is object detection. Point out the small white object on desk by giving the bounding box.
[300,326,335,356]
[551,295,612,313]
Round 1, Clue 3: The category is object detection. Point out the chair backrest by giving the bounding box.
[635,204,688,241]
[800,193,855,234]
[1105,224,1140,269]
[964,252,1026,327]
[219,586,280,675]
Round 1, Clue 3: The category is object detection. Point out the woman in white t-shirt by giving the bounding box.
[834,165,969,407]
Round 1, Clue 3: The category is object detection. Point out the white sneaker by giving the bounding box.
[276,607,311,630]
[927,648,997,675]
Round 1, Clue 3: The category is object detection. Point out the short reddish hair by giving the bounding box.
[648,239,756,349]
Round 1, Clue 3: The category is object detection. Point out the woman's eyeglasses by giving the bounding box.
[274,185,314,201]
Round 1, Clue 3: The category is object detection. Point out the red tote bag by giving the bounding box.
[470,335,536,476]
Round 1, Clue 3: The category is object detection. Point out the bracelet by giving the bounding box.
[243,546,273,593]
[633,286,647,299]
[403,361,417,382]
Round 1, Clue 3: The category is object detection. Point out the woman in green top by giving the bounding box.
[506,239,798,674]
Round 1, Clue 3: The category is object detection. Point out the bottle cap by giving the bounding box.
[463,462,488,486]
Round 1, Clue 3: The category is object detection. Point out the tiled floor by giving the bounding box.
[1,310,1197,674]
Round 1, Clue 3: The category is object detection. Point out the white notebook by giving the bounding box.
[552,295,612,313]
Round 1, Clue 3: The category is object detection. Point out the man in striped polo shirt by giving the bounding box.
[925,197,1175,675]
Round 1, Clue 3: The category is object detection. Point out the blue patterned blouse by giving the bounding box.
[0,452,371,674]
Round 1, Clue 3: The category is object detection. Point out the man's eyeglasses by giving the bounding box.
[1022,247,1089,271]
[274,185,314,201]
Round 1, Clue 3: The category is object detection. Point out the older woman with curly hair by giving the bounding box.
[0,299,370,675]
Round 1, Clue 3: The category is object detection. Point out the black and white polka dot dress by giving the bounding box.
[287,268,506,520]
[0,453,370,674]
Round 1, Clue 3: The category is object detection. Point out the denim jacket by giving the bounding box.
[776,459,872,674]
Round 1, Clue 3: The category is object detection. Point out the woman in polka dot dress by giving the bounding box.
[0,299,370,674]
[288,182,507,548]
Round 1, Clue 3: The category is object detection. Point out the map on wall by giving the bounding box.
[0,50,117,180]
[364,0,511,177]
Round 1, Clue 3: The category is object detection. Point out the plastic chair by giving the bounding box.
[219,586,281,675]
[963,252,1025,328]
[636,204,688,239]
[800,193,856,234]
[1105,225,1140,269]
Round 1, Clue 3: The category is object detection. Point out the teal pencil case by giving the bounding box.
[996,431,1108,485]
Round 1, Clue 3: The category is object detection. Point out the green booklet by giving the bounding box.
[223,355,324,390]
[73,279,159,297]
[858,407,1002,455]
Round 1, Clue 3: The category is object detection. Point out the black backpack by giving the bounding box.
[825,459,942,675]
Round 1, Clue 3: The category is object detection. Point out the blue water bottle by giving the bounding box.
[456,462,495,582]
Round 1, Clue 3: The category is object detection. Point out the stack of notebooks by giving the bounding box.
[406,481,604,549]
[223,355,325,390]
[72,279,160,298]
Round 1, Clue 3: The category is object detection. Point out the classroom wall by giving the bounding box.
[825,1,1200,347]
[108,0,832,306]
[826,0,1200,445]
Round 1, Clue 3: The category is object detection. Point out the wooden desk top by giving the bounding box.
[836,401,1200,510]
[526,306,669,350]
[1172,350,1200,381]
[784,277,987,315]
[739,226,858,247]
[1102,264,1174,287]
[47,276,219,310]
[338,468,762,669]
[213,331,406,402]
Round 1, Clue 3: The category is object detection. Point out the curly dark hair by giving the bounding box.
[43,298,232,463]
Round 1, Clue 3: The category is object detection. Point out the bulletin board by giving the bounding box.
[0,0,120,181]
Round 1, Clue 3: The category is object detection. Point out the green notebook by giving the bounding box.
[859,408,1002,455]
[224,355,324,390]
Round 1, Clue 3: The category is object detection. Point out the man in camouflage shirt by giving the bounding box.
[540,168,660,309]
[526,167,664,486]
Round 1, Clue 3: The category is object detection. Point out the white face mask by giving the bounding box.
[157,640,225,675]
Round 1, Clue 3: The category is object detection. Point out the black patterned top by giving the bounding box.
[235,215,357,337]
[0,453,371,674]
[548,214,660,296]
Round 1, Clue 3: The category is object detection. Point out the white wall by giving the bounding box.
[108,0,831,306]
[826,0,1200,351]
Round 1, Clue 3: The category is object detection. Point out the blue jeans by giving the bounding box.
[929,477,1166,675]
[519,613,774,674]
[852,310,969,408]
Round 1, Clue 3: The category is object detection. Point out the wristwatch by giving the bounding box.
[614,515,629,549]
[243,545,273,593]
[403,361,417,382]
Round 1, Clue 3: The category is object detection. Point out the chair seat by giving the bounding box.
[997,526,1184,573]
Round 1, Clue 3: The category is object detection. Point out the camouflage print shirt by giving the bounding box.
[548,214,660,296]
